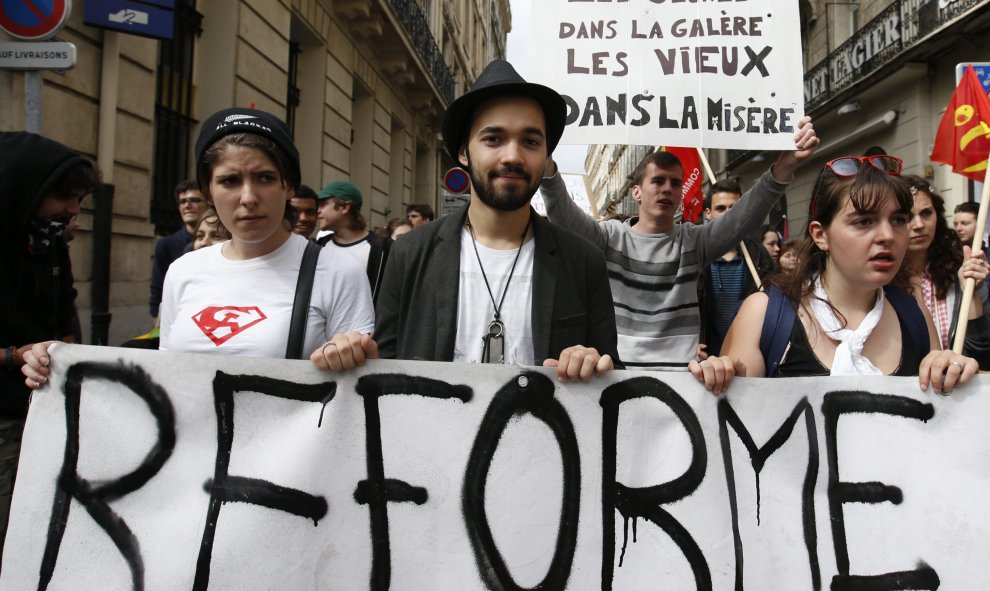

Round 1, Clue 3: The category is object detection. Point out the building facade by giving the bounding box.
[586,0,990,238]
[0,0,510,345]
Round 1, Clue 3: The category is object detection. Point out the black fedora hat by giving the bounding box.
[441,60,567,162]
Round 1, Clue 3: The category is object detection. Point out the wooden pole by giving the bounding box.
[694,147,763,289]
[951,159,990,354]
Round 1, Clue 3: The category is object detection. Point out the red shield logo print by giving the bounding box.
[193,306,267,346]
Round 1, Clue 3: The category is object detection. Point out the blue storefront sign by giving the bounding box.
[128,0,175,7]
[83,0,174,41]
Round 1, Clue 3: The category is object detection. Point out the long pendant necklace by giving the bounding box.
[466,213,532,363]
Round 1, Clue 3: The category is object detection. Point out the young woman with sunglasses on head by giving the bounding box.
[902,176,989,367]
[23,109,376,389]
[689,155,980,395]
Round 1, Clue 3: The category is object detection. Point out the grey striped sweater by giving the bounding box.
[541,168,789,370]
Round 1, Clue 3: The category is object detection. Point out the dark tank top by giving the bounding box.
[774,311,924,378]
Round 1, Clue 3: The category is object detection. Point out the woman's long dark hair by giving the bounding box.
[776,163,914,308]
[902,174,962,300]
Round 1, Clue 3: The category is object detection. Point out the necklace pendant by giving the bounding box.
[482,319,505,363]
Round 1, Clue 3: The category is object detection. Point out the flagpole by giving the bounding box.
[951,156,990,354]
[694,147,763,289]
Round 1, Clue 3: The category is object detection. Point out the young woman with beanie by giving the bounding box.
[23,109,374,384]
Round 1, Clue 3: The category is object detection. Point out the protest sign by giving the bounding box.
[529,0,805,151]
[2,344,988,590]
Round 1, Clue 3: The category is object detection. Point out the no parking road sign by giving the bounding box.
[0,0,72,41]
[444,167,470,194]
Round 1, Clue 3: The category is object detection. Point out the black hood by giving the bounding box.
[0,132,92,246]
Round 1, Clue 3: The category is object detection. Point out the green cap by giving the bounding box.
[318,180,362,209]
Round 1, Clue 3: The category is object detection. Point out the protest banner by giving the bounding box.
[529,0,805,151]
[2,344,988,590]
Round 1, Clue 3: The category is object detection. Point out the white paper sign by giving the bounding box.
[2,344,988,590]
[529,0,805,150]
[533,173,595,217]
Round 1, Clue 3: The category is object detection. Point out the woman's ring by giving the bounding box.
[950,360,962,368]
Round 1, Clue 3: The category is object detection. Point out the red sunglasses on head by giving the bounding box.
[810,154,904,218]
[824,155,903,177]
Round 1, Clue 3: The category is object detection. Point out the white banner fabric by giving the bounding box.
[2,344,987,590]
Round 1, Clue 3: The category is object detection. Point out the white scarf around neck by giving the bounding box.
[809,276,885,376]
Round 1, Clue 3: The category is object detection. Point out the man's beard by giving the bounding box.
[466,151,540,212]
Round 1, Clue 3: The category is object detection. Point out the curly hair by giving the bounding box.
[903,175,962,300]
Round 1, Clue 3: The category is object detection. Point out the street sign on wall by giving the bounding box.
[0,0,72,41]
[83,0,174,40]
[957,62,990,93]
[0,41,75,69]
[443,167,470,194]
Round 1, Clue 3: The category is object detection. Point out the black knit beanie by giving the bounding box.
[195,108,301,185]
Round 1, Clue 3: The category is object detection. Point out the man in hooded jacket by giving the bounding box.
[0,132,100,556]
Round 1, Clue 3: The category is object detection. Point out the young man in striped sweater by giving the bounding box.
[540,119,818,370]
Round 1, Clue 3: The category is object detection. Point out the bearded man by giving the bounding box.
[312,60,619,381]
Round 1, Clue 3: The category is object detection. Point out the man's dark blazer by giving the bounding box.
[374,203,620,365]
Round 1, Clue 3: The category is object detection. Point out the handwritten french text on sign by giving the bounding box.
[529,0,805,150]
[2,344,988,589]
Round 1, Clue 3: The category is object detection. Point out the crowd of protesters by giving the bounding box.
[5,58,988,554]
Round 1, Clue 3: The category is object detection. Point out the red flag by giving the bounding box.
[931,66,990,182]
[662,146,704,223]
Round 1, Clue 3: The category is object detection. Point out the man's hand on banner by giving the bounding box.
[688,355,747,396]
[543,346,613,382]
[771,116,820,182]
[312,332,378,372]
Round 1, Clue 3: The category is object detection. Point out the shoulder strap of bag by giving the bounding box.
[883,285,930,354]
[760,284,797,378]
[285,240,322,359]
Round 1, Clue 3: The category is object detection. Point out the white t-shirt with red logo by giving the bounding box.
[160,233,375,358]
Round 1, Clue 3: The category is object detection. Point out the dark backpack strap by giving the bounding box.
[760,285,797,377]
[365,233,392,306]
[884,285,930,354]
[285,241,322,359]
